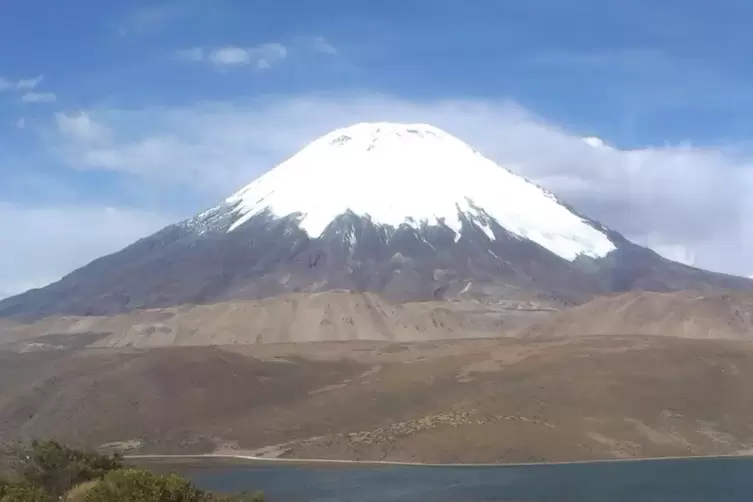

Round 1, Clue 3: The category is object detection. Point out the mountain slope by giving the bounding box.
[3,336,753,462]
[0,291,518,350]
[520,290,753,340]
[1,122,751,320]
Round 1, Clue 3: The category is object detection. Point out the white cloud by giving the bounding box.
[50,94,753,277]
[15,118,25,129]
[0,204,175,296]
[1,75,46,92]
[179,43,288,69]
[309,36,337,55]
[16,74,43,90]
[55,111,109,142]
[209,46,251,65]
[21,92,56,103]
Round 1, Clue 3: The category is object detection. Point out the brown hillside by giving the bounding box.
[2,335,753,463]
[0,290,554,350]
[519,290,753,340]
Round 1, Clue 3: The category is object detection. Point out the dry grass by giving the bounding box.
[64,480,100,501]
[1,335,753,464]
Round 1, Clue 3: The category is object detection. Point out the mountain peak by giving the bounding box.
[222,122,616,261]
[316,122,470,148]
[324,121,452,138]
[313,122,475,155]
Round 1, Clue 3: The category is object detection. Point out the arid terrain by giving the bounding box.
[520,290,753,340]
[5,290,753,353]
[1,334,753,464]
[2,289,753,464]
[0,291,554,350]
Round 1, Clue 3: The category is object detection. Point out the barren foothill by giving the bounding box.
[1,334,752,465]
[519,290,753,340]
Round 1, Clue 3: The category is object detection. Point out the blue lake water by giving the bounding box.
[182,456,753,502]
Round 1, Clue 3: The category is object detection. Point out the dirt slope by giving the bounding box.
[2,335,753,463]
[519,290,753,340]
[0,319,18,333]
[0,290,538,349]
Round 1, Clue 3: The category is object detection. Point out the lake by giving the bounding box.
[169,456,753,502]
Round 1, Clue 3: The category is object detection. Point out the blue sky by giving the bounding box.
[2,0,753,295]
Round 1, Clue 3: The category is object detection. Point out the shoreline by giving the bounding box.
[125,451,753,468]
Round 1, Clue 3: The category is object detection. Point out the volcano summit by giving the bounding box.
[1,122,751,319]
[223,122,614,261]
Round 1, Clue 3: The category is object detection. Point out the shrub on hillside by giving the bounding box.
[81,468,208,502]
[13,440,122,498]
[0,440,264,502]
[0,483,52,502]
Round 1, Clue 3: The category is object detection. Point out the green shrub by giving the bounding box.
[0,440,264,502]
[0,483,52,502]
[64,479,101,501]
[82,468,209,502]
[15,440,122,498]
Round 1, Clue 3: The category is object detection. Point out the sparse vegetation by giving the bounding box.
[0,440,263,502]
[2,336,753,465]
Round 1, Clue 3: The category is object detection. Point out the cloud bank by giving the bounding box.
[0,204,175,297]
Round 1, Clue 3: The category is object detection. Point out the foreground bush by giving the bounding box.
[0,440,263,502]
[14,440,122,498]
[0,484,51,502]
[79,468,207,502]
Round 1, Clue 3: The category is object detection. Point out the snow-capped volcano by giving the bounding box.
[2,122,752,320]
[224,122,614,261]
